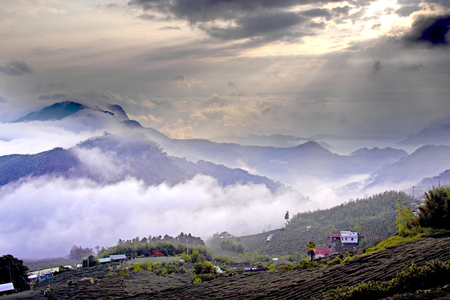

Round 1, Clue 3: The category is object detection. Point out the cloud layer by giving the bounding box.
[0,175,309,259]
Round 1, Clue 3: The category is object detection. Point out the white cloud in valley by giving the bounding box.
[0,176,311,259]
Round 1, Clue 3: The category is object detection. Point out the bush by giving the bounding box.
[119,268,130,277]
[192,277,202,284]
[181,253,192,262]
[193,261,216,275]
[288,252,302,262]
[191,251,203,263]
[67,279,73,286]
[193,274,215,283]
[139,262,152,271]
[106,272,118,277]
[133,263,142,272]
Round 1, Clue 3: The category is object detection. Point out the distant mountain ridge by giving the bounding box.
[365,145,450,190]
[0,133,285,192]
[12,101,415,186]
[399,123,450,146]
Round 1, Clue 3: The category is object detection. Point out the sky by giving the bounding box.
[1,0,449,140]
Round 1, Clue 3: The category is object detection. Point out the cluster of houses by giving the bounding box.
[26,254,127,284]
[312,230,359,259]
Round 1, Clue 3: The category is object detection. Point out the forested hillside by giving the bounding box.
[287,191,414,232]
[239,191,415,255]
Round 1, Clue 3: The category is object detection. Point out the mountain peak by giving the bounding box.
[14,101,87,122]
[13,101,131,123]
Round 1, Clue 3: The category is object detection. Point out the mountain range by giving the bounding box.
[5,101,450,195]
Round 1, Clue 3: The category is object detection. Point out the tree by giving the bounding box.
[419,186,450,230]
[306,241,316,262]
[0,255,29,291]
[69,245,94,261]
[82,255,99,268]
[396,199,416,234]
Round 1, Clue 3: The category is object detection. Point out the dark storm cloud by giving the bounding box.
[129,0,342,24]
[395,5,422,17]
[402,14,450,47]
[131,0,344,44]
[307,22,326,30]
[301,8,331,19]
[0,60,33,76]
[331,6,351,17]
[201,11,307,40]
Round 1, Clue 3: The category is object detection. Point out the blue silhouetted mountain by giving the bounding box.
[13,101,142,128]
[399,123,450,146]
[348,147,408,172]
[0,148,79,185]
[0,133,285,192]
[416,169,450,191]
[13,101,88,122]
[172,157,283,192]
[170,140,364,181]
[365,145,450,189]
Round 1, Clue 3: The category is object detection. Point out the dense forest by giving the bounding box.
[97,232,209,259]
[287,191,416,232]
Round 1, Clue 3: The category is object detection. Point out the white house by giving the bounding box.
[340,231,358,244]
[0,283,14,293]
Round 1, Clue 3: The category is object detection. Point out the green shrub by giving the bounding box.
[181,253,192,262]
[329,256,342,266]
[288,252,302,262]
[194,273,215,282]
[139,262,152,270]
[193,261,216,275]
[67,279,73,286]
[133,263,142,272]
[106,272,118,277]
[192,277,202,284]
[119,268,130,277]
[191,251,203,263]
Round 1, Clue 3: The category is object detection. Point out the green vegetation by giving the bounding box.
[322,260,450,300]
[288,191,415,232]
[0,254,29,291]
[419,185,450,230]
[98,233,210,259]
[193,261,216,275]
[82,255,99,268]
[219,239,244,253]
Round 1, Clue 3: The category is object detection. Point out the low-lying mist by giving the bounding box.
[0,175,313,259]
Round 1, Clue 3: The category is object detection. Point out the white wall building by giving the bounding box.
[340,231,358,244]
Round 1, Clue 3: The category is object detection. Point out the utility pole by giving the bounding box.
[413,186,415,198]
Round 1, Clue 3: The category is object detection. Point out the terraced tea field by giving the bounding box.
[126,237,450,299]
